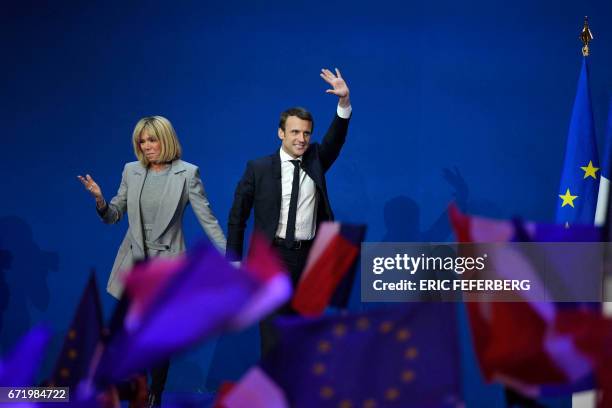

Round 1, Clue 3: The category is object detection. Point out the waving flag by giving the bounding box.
[291,222,366,316]
[48,272,104,388]
[96,237,291,383]
[258,303,462,408]
[449,205,599,397]
[219,367,288,408]
[0,325,51,387]
[556,58,599,226]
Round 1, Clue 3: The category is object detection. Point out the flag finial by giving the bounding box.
[580,16,593,57]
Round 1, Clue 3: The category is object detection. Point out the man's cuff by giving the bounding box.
[337,104,352,119]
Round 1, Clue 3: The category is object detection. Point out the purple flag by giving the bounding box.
[0,324,51,387]
[96,241,291,383]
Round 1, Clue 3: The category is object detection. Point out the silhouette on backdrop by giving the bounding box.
[0,216,58,354]
[382,167,469,242]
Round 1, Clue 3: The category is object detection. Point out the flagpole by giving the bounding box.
[571,16,599,408]
[580,16,593,58]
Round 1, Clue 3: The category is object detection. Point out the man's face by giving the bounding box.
[278,116,312,158]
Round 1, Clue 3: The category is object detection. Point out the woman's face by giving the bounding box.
[139,130,161,163]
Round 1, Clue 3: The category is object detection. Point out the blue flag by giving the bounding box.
[556,58,599,225]
[262,303,462,408]
[48,272,104,388]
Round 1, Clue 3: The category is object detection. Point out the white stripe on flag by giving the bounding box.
[594,176,609,226]
[223,366,288,408]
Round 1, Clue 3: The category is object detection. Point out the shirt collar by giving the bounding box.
[279,147,303,163]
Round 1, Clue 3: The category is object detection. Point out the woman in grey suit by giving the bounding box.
[77,115,226,407]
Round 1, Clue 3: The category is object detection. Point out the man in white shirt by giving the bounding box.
[227,68,352,354]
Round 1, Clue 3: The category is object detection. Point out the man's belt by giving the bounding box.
[273,237,314,250]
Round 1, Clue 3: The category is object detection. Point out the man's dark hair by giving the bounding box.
[278,107,314,131]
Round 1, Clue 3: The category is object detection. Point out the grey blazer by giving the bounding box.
[99,159,226,298]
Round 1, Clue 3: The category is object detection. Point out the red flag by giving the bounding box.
[212,381,236,408]
[555,310,612,408]
[219,367,288,408]
[449,204,594,397]
[291,222,365,317]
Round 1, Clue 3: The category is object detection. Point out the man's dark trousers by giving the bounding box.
[259,239,313,356]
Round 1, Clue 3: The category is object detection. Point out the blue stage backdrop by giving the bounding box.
[2,0,612,406]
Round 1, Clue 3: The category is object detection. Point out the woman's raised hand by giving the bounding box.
[77,174,103,201]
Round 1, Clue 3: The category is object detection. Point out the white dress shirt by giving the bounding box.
[275,104,352,240]
[275,148,317,240]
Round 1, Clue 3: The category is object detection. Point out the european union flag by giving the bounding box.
[48,272,104,388]
[262,303,462,408]
[556,57,599,226]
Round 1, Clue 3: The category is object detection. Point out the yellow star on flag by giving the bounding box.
[580,161,599,179]
[559,188,578,208]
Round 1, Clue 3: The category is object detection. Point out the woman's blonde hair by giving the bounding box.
[132,116,182,166]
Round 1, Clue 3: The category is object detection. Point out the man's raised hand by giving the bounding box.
[320,68,350,107]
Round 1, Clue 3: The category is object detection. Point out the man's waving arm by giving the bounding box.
[319,68,352,171]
